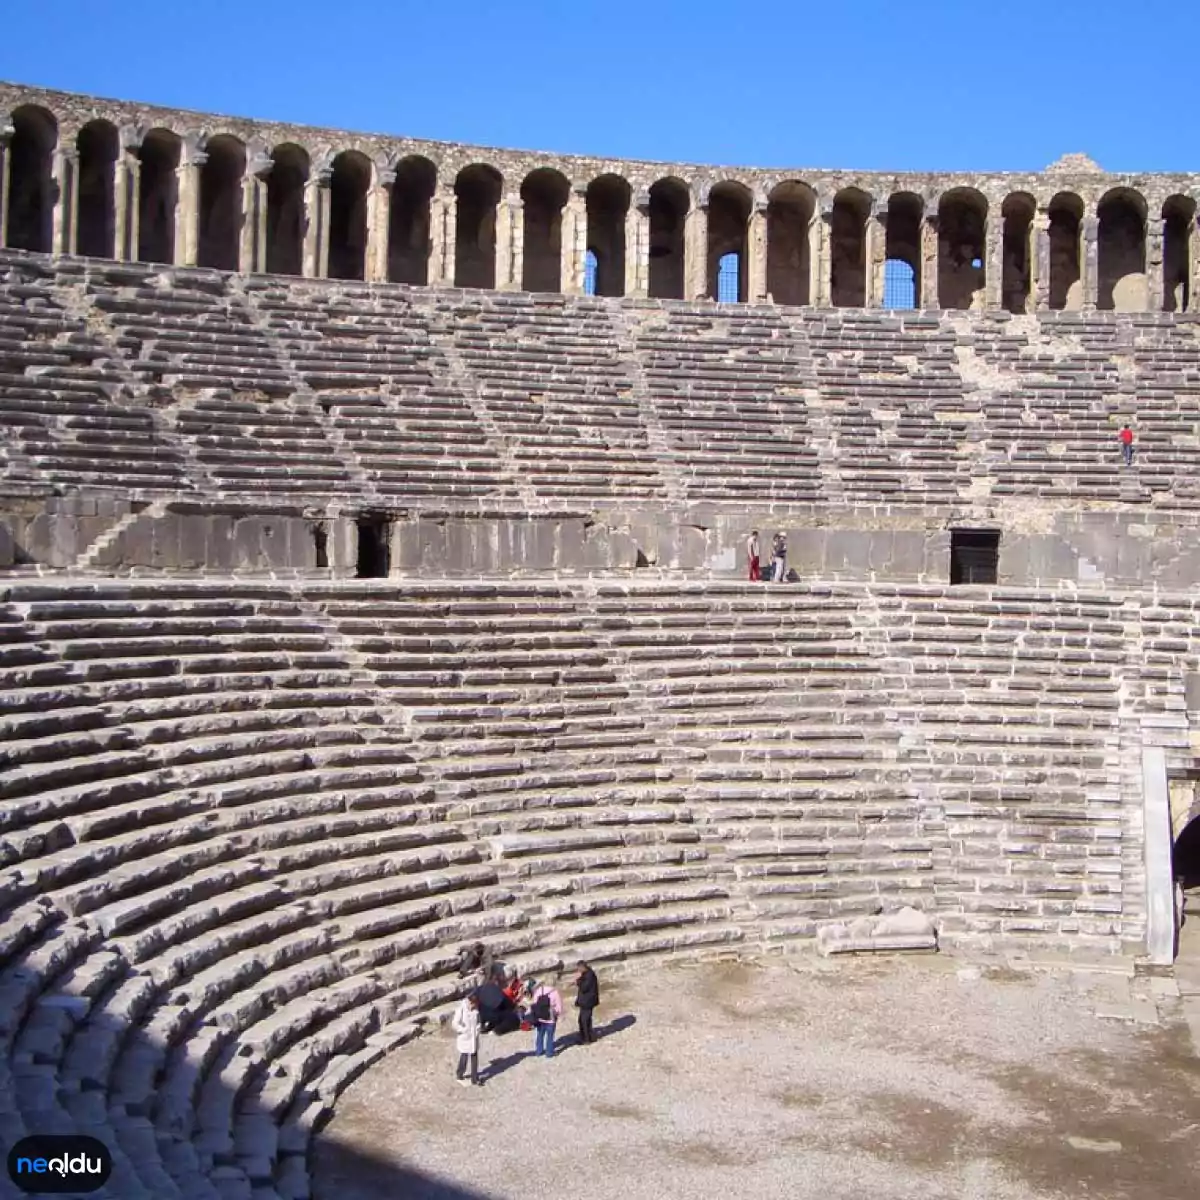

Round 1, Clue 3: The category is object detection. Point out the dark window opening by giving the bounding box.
[356,518,390,579]
[950,529,999,585]
[313,525,329,569]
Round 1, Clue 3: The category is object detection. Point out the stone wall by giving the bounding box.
[3,255,1200,587]
[1,82,1197,313]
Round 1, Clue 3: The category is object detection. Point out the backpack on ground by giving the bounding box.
[530,992,552,1022]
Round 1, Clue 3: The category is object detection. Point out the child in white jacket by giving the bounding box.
[453,993,482,1087]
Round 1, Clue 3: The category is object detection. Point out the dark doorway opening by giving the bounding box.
[1175,815,1200,965]
[950,529,999,585]
[356,518,390,579]
[312,525,329,570]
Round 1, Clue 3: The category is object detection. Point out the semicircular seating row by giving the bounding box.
[4,253,1200,512]
[0,579,1184,1199]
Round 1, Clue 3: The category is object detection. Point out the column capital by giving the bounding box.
[0,118,13,146]
[751,198,768,217]
[119,123,145,154]
[248,152,273,181]
[634,188,651,212]
[376,166,396,189]
[1082,216,1099,241]
[503,193,523,210]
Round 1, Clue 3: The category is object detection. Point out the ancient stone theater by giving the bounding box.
[0,82,1198,1198]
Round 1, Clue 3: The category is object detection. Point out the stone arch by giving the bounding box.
[328,150,370,280]
[6,104,57,252]
[520,168,569,293]
[198,134,245,271]
[585,173,630,298]
[766,180,814,306]
[938,187,986,309]
[830,187,870,308]
[265,143,308,276]
[388,155,436,285]
[1048,191,1083,311]
[1097,187,1147,312]
[454,163,501,290]
[1162,195,1196,314]
[137,128,179,264]
[1174,813,1200,914]
[75,119,118,258]
[707,181,751,302]
[1001,191,1035,314]
[648,176,688,300]
[885,191,923,308]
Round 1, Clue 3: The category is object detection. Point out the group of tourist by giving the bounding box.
[450,953,601,1087]
[746,529,788,583]
[745,427,1139,582]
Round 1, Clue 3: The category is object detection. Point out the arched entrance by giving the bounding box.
[1173,812,1200,967]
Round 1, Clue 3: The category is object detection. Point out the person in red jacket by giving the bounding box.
[1119,424,1134,466]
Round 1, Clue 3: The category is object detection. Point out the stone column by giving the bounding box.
[240,152,271,274]
[52,147,78,256]
[114,127,143,261]
[0,118,12,248]
[809,205,831,307]
[495,194,523,290]
[175,139,205,267]
[625,191,649,298]
[366,165,394,283]
[561,187,587,295]
[1146,217,1165,314]
[984,211,1003,310]
[684,200,708,300]
[1032,210,1050,312]
[1190,217,1200,315]
[303,163,331,278]
[1081,214,1099,311]
[866,206,887,308]
[429,187,456,285]
[746,200,768,303]
[920,211,939,308]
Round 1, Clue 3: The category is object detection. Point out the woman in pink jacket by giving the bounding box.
[525,978,563,1059]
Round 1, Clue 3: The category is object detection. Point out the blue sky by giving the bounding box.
[2,0,1196,173]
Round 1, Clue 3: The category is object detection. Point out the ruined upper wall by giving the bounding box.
[3,81,1197,213]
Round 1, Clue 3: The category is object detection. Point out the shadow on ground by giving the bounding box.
[313,1145,504,1200]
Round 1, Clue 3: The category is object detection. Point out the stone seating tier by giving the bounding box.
[3,252,1200,513]
[1,577,1197,1199]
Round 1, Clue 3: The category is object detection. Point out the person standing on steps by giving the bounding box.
[772,531,788,583]
[526,977,563,1059]
[746,529,761,581]
[1119,424,1135,467]
[575,960,600,1045]
[452,991,483,1087]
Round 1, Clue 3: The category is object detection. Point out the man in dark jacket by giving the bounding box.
[575,960,600,1045]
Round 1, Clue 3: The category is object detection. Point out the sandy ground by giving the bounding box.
[314,941,1200,1200]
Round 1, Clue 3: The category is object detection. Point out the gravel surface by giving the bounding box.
[314,952,1199,1200]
